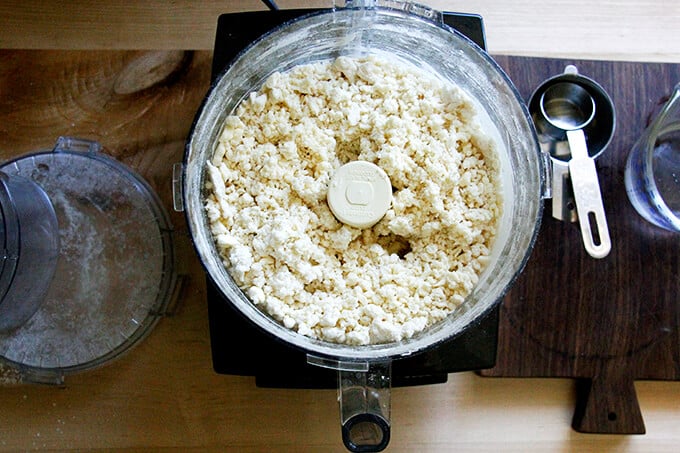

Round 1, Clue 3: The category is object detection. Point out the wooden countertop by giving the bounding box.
[1,1,679,451]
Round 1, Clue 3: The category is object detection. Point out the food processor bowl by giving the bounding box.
[185,4,543,362]
[183,3,544,451]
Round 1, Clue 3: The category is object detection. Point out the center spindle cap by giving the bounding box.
[327,160,392,229]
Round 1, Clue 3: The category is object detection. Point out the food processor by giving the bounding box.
[180,2,546,451]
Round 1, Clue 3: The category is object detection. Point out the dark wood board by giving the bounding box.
[481,56,680,435]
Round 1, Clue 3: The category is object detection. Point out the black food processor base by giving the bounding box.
[207,278,499,388]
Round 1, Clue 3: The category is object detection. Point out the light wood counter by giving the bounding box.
[0,1,679,452]
[0,0,678,62]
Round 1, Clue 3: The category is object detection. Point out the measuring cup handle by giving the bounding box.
[567,130,612,259]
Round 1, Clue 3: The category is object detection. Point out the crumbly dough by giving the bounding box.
[204,55,502,345]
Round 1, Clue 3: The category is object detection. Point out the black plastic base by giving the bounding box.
[207,278,499,389]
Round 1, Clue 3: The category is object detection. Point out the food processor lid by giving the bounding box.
[0,137,176,381]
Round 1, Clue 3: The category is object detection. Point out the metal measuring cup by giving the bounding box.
[529,66,615,259]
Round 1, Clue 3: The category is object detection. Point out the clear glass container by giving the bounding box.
[625,83,680,232]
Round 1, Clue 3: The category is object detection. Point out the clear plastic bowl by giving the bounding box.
[184,6,544,362]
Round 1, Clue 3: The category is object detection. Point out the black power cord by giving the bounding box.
[261,0,279,10]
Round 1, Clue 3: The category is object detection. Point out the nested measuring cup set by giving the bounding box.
[530,65,680,259]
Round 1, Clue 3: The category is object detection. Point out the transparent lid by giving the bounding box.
[0,138,176,382]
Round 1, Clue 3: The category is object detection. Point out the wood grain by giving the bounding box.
[0,1,678,63]
[0,47,680,451]
[481,56,680,435]
[0,50,211,221]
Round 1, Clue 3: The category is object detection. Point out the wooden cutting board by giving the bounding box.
[481,56,680,435]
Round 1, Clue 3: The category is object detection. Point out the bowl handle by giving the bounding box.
[338,361,391,452]
[307,355,392,452]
